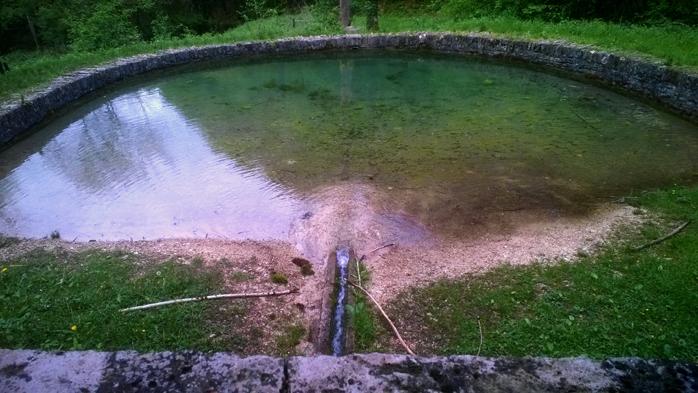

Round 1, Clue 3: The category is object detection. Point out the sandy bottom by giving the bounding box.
[0,182,644,354]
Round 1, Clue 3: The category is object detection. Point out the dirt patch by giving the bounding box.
[364,204,643,303]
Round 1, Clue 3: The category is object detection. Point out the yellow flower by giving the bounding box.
[1,267,7,273]
[70,325,78,332]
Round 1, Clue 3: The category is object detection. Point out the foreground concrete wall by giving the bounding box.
[1,350,696,392]
[1,33,697,146]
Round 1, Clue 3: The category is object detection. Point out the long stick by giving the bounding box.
[348,281,415,355]
[476,316,483,356]
[120,288,298,312]
[634,221,690,251]
[359,243,396,261]
[355,258,362,288]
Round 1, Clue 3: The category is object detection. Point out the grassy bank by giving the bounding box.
[378,186,697,361]
[0,11,340,102]
[1,11,697,101]
[0,248,305,354]
[355,15,698,68]
[0,250,231,351]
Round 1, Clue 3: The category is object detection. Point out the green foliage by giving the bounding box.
[0,0,308,53]
[68,2,140,51]
[271,271,289,284]
[346,299,377,350]
[387,186,698,361]
[240,0,279,22]
[0,250,238,351]
[347,259,379,351]
[276,324,306,354]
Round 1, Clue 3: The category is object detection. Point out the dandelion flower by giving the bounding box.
[1,267,7,273]
[70,325,78,332]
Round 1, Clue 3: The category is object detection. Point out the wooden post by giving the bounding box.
[340,0,351,27]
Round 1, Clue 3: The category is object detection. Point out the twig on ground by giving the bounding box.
[359,243,396,261]
[634,221,690,251]
[119,288,298,312]
[356,258,362,288]
[476,316,483,356]
[348,280,415,355]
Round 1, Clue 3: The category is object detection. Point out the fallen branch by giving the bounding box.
[119,288,298,312]
[476,316,483,356]
[348,281,415,355]
[634,221,690,251]
[359,243,396,261]
[355,258,362,288]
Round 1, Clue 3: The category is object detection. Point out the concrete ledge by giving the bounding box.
[1,33,697,146]
[1,350,696,392]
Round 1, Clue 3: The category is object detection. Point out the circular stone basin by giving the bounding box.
[1,52,697,241]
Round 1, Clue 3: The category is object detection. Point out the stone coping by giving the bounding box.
[1,33,697,146]
[1,349,696,392]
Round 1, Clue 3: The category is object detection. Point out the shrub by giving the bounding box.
[271,271,288,284]
[69,2,140,51]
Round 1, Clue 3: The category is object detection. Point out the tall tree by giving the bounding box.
[340,0,351,26]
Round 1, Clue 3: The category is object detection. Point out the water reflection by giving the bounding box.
[0,89,303,240]
[1,53,697,241]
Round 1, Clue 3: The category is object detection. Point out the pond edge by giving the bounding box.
[1,349,696,392]
[1,32,697,146]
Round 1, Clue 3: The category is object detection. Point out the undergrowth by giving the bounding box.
[0,250,238,351]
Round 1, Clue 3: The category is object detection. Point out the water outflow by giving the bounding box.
[331,246,351,356]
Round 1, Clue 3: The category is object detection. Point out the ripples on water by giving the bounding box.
[1,52,696,240]
[0,89,303,240]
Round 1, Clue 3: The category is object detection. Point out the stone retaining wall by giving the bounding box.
[1,350,696,392]
[1,33,697,146]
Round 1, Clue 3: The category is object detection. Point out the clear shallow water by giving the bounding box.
[1,52,697,240]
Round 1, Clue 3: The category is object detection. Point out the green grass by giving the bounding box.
[1,10,696,101]
[347,259,382,352]
[0,10,341,101]
[0,250,243,351]
[276,324,306,355]
[386,185,698,361]
[353,14,698,69]
[271,271,289,284]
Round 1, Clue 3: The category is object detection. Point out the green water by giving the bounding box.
[1,52,696,240]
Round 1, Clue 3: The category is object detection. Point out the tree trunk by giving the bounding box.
[340,0,351,27]
[366,0,379,32]
[26,15,39,50]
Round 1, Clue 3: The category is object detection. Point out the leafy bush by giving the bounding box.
[69,2,140,51]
